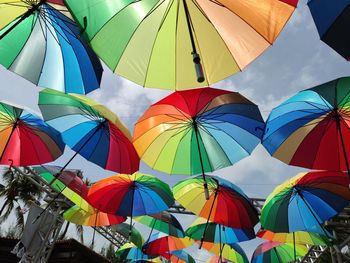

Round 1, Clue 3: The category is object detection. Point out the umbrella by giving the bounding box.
[134,212,185,238]
[252,241,308,263]
[260,171,350,236]
[200,242,248,263]
[64,0,297,89]
[185,217,255,244]
[116,242,152,261]
[134,87,264,198]
[206,255,228,263]
[0,0,103,94]
[38,88,140,174]
[88,173,174,239]
[112,223,145,248]
[169,250,195,263]
[308,0,350,60]
[262,77,350,180]
[0,102,64,166]
[142,233,193,259]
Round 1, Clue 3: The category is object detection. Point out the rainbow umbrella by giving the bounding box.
[170,250,195,263]
[65,0,297,89]
[63,205,126,226]
[112,223,145,248]
[260,171,350,236]
[251,241,308,263]
[142,233,193,259]
[308,1,350,61]
[134,87,264,197]
[134,212,185,238]
[38,88,140,174]
[262,77,350,179]
[116,242,152,261]
[206,255,228,263]
[185,217,255,244]
[88,173,174,238]
[0,102,64,166]
[0,0,102,94]
[200,242,248,263]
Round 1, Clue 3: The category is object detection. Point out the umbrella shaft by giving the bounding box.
[183,0,196,54]
[200,190,218,248]
[336,118,350,180]
[293,232,296,262]
[0,122,17,161]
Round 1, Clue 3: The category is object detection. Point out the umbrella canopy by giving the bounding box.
[260,171,350,234]
[0,0,102,94]
[0,102,64,166]
[31,165,92,212]
[64,0,297,89]
[170,250,195,263]
[262,77,350,176]
[173,175,259,229]
[116,242,151,261]
[112,223,145,248]
[257,229,331,246]
[63,205,126,226]
[134,212,185,238]
[38,88,140,174]
[134,87,264,175]
[308,0,350,60]
[143,233,193,259]
[206,255,228,263]
[186,217,255,244]
[200,242,248,263]
[88,173,174,216]
[251,241,308,263]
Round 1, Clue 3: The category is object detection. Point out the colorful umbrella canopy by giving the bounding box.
[262,77,350,177]
[134,212,185,238]
[143,233,193,259]
[0,0,102,94]
[206,255,228,263]
[63,205,126,226]
[0,102,64,166]
[64,0,297,89]
[38,88,140,174]
[200,242,248,263]
[260,171,350,234]
[251,241,308,263]
[31,165,92,212]
[112,223,145,248]
[116,242,151,261]
[185,217,255,244]
[173,175,259,229]
[308,0,350,60]
[134,87,264,175]
[257,229,331,246]
[170,250,195,263]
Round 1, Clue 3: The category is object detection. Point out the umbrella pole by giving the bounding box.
[0,120,18,162]
[274,247,283,263]
[0,0,45,40]
[293,232,296,262]
[193,120,210,200]
[199,189,218,249]
[335,113,350,184]
[218,224,222,263]
[129,184,136,241]
[146,219,157,243]
[91,211,98,247]
[182,0,204,83]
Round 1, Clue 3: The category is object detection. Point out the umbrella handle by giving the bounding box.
[193,53,205,83]
[203,182,209,200]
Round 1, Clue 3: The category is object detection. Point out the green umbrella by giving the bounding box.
[111,222,144,248]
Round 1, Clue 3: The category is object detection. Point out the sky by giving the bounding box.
[1,0,350,261]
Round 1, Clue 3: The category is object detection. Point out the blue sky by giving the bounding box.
[1,0,350,261]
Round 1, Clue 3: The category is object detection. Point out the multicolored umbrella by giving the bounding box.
[116,242,151,261]
[260,171,350,235]
[0,102,64,166]
[173,175,258,229]
[251,241,308,263]
[63,205,126,226]
[142,233,193,259]
[262,77,350,178]
[185,217,255,244]
[134,87,264,197]
[134,212,185,238]
[308,0,350,60]
[170,250,195,263]
[38,88,140,174]
[0,0,102,94]
[206,255,228,263]
[65,0,297,89]
[200,242,248,263]
[88,173,174,238]
[112,223,145,248]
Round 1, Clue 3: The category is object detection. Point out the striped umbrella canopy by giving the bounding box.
[0,0,103,94]
[185,217,255,244]
[200,242,248,263]
[251,241,308,263]
[38,88,140,174]
[260,171,350,234]
[134,212,185,238]
[112,223,145,248]
[0,102,64,166]
[116,242,152,261]
[63,205,126,226]
[64,0,297,90]
[308,0,350,60]
[262,77,350,179]
[169,250,195,263]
